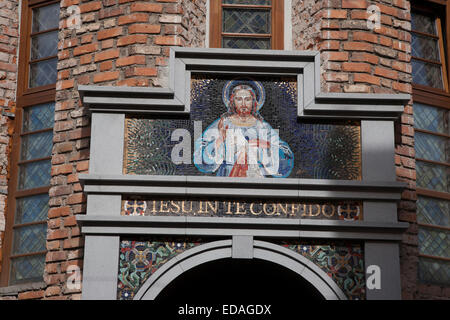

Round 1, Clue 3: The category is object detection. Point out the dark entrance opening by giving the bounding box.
[156,258,325,301]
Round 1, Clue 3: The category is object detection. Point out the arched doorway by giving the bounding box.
[134,240,347,300]
[156,258,325,301]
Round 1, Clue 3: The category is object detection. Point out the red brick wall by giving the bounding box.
[42,0,207,300]
[0,0,447,300]
[0,0,18,284]
[291,0,430,299]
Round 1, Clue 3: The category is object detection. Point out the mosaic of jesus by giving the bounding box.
[194,79,294,178]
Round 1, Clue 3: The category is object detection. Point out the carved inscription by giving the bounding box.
[121,199,362,221]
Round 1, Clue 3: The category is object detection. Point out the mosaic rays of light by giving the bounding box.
[124,75,361,179]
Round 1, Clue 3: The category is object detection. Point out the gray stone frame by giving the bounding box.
[77,48,410,300]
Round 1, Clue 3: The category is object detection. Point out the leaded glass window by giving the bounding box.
[1,0,58,286]
[29,2,59,88]
[9,102,54,285]
[413,100,450,286]
[411,4,450,288]
[210,0,284,50]
[411,11,447,90]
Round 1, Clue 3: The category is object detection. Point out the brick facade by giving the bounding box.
[0,0,447,300]
[0,0,19,283]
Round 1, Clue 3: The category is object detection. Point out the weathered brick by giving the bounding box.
[67,193,86,205]
[322,30,348,40]
[93,71,120,83]
[118,13,149,25]
[117,34,148,46]
[45,286,61,297]
[374,66,399,80]
[154,36,183,46]
[353,31,378,44]
[343,41,373,52]
[18,291,45,300]
[323,9,347,19]
[73,43,98,56]
[342,62,371,73]
[130,2,163,12]
[49,207,71,218]
[352,52,379,65]
[323,51,348,61]
[100,60,113,71]
[63,216,78,227]
[51,164,73,176]
[342,0,367,9]
[94,49,120,62]
[128,24,161,34]
[79,1,101,13]
[353,73,381,86]
[116,55,146,67]
[117,78,149,86]
[97,27,123,40]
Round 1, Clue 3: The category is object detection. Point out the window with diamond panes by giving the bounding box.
[29,3,59,88]
[1,0,58,286]
[411,10,448,90]
[210,0,284,50]
[411,4,450,287]
[414,101,450,286]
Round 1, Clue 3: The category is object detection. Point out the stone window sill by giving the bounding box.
[0,282,46,296]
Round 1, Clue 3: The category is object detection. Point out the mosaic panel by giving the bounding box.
[278,240,365,300]
[121,198,363,221]
[118,238,364,300]
[117,238,202,300]
[124,75,361,180]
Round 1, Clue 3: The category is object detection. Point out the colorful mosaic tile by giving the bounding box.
[279,240,365,300]
[124,74,361,180]
[117,238,202,300]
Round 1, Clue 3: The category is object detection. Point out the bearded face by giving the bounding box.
[230,86,257,116]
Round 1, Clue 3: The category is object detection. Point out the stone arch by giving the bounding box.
[134,239,347,300]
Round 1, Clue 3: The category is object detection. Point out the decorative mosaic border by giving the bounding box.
[118,237,365,300]
[278,240,365,300]
[117,238,203,300]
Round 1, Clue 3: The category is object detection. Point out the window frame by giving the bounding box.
[209,0,284,50]
[411,1,450,286]
[0,0,57,287]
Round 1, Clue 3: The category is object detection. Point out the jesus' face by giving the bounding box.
[232,89,253,116]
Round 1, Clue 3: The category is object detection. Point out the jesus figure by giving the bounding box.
[194,80,294,178]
